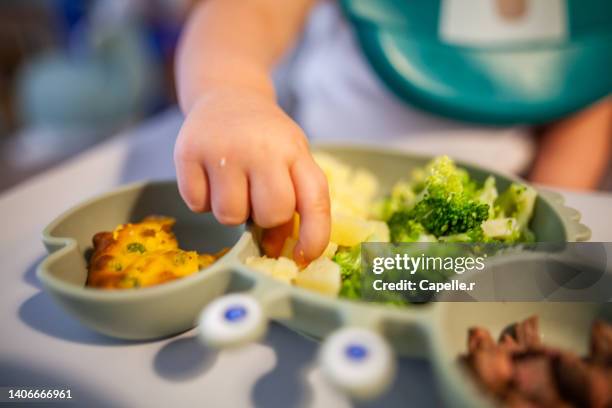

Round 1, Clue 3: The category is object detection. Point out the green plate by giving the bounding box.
[38,146,593,406]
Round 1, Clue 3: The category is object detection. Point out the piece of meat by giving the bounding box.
[589,366,612,408]
[513,346,565,363]
[468,327,496,353]
[469,348,514,395]
[590,320,612,365]
[555,353,612,408]
[500,316,541,348]
[505,392,541,408]
[513,356,563,406]
[499,333,524,355]
[516,317,541,348]
[463,317,612,407]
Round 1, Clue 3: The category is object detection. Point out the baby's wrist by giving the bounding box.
[183,75,276,113]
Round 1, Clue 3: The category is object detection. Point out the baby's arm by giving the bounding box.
[175,0,329,263]
[529,99,612,190]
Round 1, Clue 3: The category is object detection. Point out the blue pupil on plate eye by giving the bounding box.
[345,344,368,361]
[224,306,247,322]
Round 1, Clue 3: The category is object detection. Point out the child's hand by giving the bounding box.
[174,87,331,263]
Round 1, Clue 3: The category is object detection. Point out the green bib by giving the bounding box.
[340,0,612,125]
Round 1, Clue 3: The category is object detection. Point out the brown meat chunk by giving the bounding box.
[516,316,541,347]
[513,346,564,362]
[513,356,563,406]
[499,333,524,355]
[591,320,612,365]
[555,353,612,408]
[463,317,612,407]
[469,348,513,395]
[468,327,496,353]
[500,316,541,348]
[505,392,540,408]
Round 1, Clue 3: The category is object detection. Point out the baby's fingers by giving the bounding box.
[176,160,210,212]
[209,165,250,225]
[250,167,295,228]
[291,157,331,264]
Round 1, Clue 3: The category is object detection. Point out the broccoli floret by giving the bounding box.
[481,218,521,242]
[477,176,499,218]
[381,157,537,244]
[496,183,536,229]
[333,245,362,299]
[438,232,474,243]
[422,156,477,195]
[407,156,490,236]
[409,167,427,194]
[447,226,498,243]
[388,200,488,241]
[425,156,465,196]
[388,212,435,242]
[491,182,537,242]
[374,157,467,222]
[372,181,416,221]
[385,156,490,240]
[409,193,489,237]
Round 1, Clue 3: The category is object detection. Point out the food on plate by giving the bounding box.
[378,155,536,243]
[462,316,612,407]
[87,216,226,289]
[247,154,537,299]
[247,153,386,297]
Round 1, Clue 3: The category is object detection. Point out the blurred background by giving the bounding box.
[0,0,191,191]
[0,0,610,193]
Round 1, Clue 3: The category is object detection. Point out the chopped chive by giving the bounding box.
[127,242,146,253]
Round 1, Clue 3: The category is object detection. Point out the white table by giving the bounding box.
[1,109,610,407]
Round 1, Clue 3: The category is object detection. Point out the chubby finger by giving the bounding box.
[249,167,295,228]
[208,164,250,225]
[176,160,210,212]
[291,157,331,264]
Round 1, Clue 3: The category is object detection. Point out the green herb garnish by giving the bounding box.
[127,242,146,254]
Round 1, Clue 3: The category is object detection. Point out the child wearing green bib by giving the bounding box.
[174,0,611,261]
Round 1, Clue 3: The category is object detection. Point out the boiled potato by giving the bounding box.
[295,258,341,296]
[313,153,379,219]
[245,256,299,285]
[330,214,375,247]
[367,221,390,242]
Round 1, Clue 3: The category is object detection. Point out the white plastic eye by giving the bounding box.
[197,294,267,348]
[319,327,396,399]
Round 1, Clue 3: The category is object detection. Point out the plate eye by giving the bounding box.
[198,294,267,348]
[345,344,369,361]
[224,306,248,322]
[320,327,395,398]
